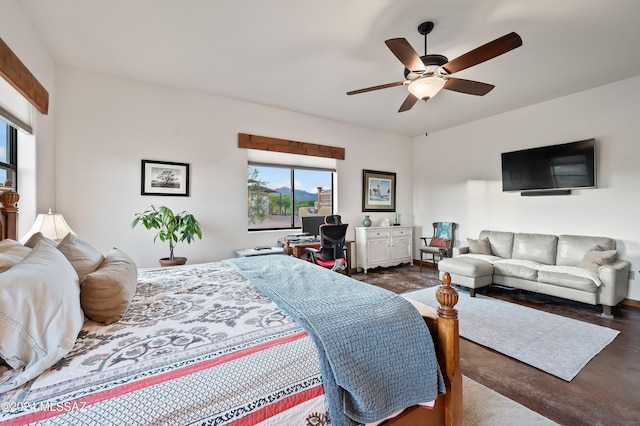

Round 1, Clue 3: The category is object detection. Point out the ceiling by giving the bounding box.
[17,0,640,137]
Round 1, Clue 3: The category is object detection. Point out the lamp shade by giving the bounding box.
[408,76,446,99]
[20,209,76,243]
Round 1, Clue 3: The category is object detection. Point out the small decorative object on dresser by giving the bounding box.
[131,205,202,266]
[362,215,372,227]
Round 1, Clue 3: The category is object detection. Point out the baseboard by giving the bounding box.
[621,298,640,309]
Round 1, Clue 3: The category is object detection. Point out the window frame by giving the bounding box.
[0,120,17,188]
[248,162,335,232]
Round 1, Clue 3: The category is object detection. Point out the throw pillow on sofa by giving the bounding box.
[578,247,617,272]
[467,237,491,255]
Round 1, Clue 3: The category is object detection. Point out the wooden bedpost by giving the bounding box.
[0,189,19,240]
[436,272,462,426]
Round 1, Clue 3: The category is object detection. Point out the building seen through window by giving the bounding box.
[248,164,334,231]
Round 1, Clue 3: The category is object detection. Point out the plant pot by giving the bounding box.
[159,257,187,267]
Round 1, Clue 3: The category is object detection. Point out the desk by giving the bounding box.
[284,240,353,276]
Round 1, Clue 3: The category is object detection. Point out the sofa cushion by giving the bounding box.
[537,270,599,293]
[479,230,514,259]
[467,237,491,255]
[556,235,616,266]
[512,233,558,265]
[578,247,618,272]
[438,257,493,277]
[493,260,538,280]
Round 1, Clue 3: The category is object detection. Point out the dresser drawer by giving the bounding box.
[392,228,411,237]
[365,229,391,239]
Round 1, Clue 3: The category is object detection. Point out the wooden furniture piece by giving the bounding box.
[388,271,461,426]
[355,226,413,273]
[420,222,457,271]
[0,187,19,240]
[0,194,461,426]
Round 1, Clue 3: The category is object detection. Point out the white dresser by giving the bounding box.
[355,226,413,273]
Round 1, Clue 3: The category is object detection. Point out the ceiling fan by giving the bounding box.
[347,21,522,113]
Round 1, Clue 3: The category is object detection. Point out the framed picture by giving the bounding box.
[141,160,190,196]
[362,169,396,212]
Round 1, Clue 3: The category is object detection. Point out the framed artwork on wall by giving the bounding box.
[141,159,190,196]
[362,169,396,212]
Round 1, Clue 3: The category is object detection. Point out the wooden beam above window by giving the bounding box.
[238,133,345,160]
[0,37,49,115]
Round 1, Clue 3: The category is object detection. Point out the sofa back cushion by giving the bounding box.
[556,235,616,266]
[512,233,558,265]
[478,230,514,259]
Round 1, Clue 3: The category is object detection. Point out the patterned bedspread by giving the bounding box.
[0,262,328,425]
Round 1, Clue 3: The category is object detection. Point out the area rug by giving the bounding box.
[462,376,558,425]
[405,287,620,381]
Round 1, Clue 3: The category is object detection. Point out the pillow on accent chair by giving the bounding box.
[80,247,138,325]
[0,241,84,392]
[467,237,491,255]
[578,247,618,272]
[0,239,31,272]
[428,237,449,248]
[56,233,105,279]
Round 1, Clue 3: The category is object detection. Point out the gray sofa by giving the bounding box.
[438,230,630,318]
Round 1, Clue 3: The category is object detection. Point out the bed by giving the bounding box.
[0,192,462,426]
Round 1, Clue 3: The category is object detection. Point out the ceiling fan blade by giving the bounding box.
[385,38,426,73]
[398,93,420,112]
[346,81,404,96]
[444,78,495,96]
[442,32,522,75]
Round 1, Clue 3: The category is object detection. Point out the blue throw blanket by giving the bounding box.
[226,256,444,426]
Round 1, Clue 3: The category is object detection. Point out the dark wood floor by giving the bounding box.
[351,264,640,426]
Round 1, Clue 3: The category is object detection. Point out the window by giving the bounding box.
[248,163,334,231]
[0,118,17,187]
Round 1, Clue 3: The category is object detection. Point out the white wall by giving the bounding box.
[1,0,57,233]
[54,66,413,268]
[413,76,640,300]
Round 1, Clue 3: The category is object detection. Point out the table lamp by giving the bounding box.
[20,209,76,243]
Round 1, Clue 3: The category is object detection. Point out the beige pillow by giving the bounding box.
[56,233,105,279]
[0,241,84,392]
[0,239,31,272]
[578,247,618,272]
[467,237,491,255]
[22,232,57,248]
[80,248,138,325]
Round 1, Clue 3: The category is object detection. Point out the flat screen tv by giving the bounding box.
[501,139,596,192]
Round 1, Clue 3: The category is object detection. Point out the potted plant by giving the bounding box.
[132,205,202,267]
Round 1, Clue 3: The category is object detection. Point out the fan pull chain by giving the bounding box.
[425,102,429,136]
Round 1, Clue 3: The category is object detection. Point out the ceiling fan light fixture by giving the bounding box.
[408,76,445,100]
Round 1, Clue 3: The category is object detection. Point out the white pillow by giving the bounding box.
[0,239,31,272]
[56,233,105,279]
[0,241,85,392]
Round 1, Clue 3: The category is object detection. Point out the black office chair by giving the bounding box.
[305,222,349,273]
